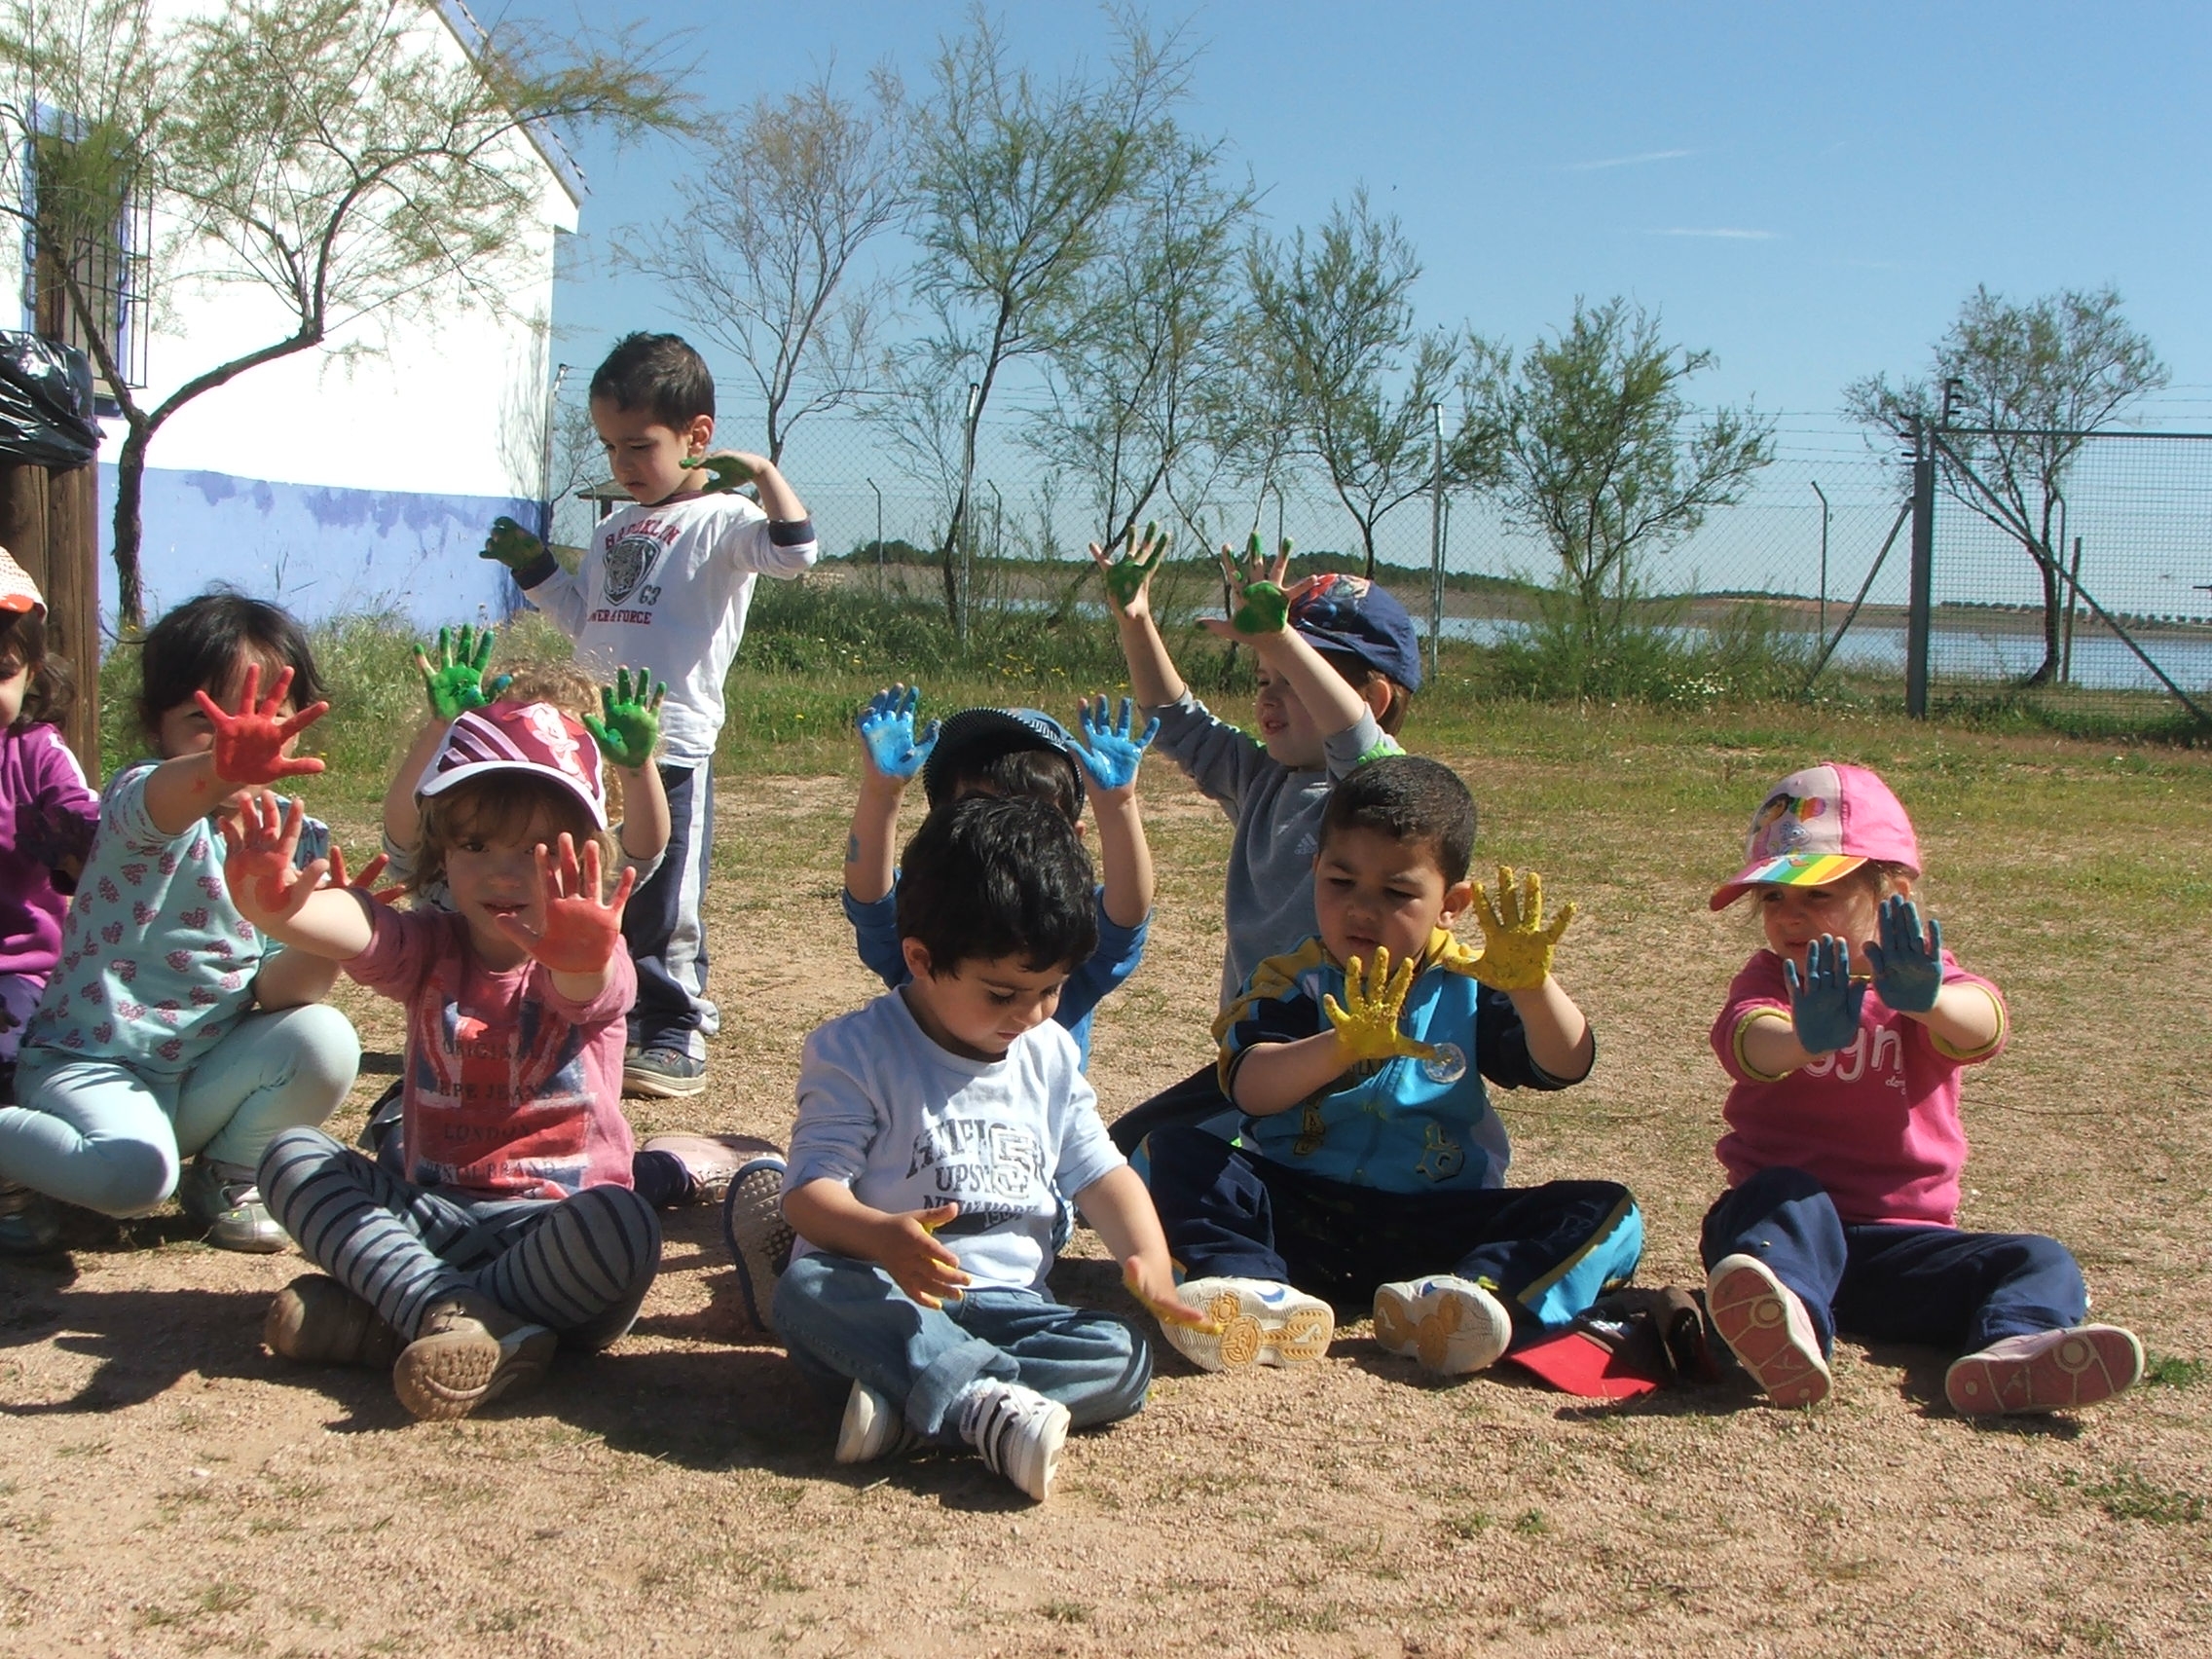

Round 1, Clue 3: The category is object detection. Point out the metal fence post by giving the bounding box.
[1905,419,1936,718]
[1427,403,1444,684]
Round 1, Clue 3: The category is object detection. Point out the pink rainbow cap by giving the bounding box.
[1709,761,1920,910]
[417,700,608,829]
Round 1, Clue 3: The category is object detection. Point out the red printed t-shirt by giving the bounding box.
[347,904,636,1200]
[1710,948,2007,1227]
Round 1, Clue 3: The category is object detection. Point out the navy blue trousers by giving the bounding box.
[623,761,714,1056]
[1142,1124,1643,1330]
[1700,1165,2088,1355]
[1109,1062,1236,1158]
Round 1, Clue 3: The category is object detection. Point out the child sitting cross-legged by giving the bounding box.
[772,793,1201,1503]
[1700,761,2142,1415]
[1142,755,1644,1378]
[232,702,660,1421]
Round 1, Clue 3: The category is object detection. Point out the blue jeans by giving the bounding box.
[1700,1165,2089,1355]
[0,1006,360,1214]
[773,1253,1153,1440]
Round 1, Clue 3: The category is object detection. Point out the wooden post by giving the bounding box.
[0,455,101,774]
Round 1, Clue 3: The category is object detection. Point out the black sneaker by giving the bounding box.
[622,1046,707,1099]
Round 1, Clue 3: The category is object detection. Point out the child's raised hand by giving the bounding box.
[583,667,666,769]
[1073,694,1160,795]
[1468,866,1575,992]
[1088,522,1169,618]
[681,453,758,495]
[855,683,938,782]
[415,624,512,722]
[878,1203,971,1309]
[1199,532,1293,639]
[1324,945,1438,1066]
[494,832,637,976]
[1122,1255,1216,1332]
[1863,893,1943,1014]
[1785,935,1866,1054]
[196,663,329,785]
[219,792,327,922]
[324,844,406,906]
[479,515,544,572]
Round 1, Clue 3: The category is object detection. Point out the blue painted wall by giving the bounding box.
[98,462,533,628]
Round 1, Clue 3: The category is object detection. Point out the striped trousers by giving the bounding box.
[259,1127,661,1347]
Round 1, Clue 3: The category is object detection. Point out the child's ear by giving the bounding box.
[685,414,714,456]
[901,937,934,981]
[1438,877,1477,929]
[1359,674,1391,720]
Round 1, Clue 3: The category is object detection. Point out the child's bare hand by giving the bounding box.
[877,1204,970,1309]
[1123,1255,1213,1331]
[493,833,636,976]
[220,793,326,922]
[1088,522,1169,620]
[197,663,328,785]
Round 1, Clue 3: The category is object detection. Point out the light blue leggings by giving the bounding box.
[0,1006,360,1214]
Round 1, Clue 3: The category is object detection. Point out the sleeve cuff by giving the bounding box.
[768,517,817,547]
[514,550,562,589]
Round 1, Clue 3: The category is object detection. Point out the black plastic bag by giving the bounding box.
[0,331,97,467]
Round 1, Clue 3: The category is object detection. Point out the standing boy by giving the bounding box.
[1141,756,1644,1378]
[773,793,1198,1502]
[483,333,817,1098]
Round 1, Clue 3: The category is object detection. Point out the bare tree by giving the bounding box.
[1469,297,1773,647]
[872,5,1195,630]
[0,0,690,629]
[618,66,904,463]
[1245,190,1464,578]
[1845,284,2167,685]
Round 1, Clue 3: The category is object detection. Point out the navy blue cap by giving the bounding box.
[1289,573,1422,692]
[922,707,1084,808]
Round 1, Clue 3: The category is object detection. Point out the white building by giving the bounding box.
[4,0,578,629]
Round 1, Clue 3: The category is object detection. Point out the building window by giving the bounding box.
[19,110,150,398]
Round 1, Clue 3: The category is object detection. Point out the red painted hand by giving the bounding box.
[195,663,329,785]
[494,833,636,976]
[324,844,406,906]
[219,792,327,922]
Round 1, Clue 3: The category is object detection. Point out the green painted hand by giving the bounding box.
[582,666,666,768]
[682,454,755,494]
[1468,866,1575,991]
[1323,945,1438,1066]
[480,515,543,572]
[415,624,511,721]
[1218,532,1294,634]
[1092,521,1169,612]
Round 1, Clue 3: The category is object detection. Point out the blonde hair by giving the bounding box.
[414,772,619,898]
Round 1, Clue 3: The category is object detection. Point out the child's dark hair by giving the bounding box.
[934,748,1084,824]
[897,794,1098,976]
[589,332,714,429]
[415,772,616,898]
[1316,649,1413,736]
[0,610,74,731]
[136,589,325,739]
[1320,755,1477,884]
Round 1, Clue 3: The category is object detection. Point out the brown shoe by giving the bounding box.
[391,1291,556,1421]
[265,1274,403,1369]
[641,1132,785,1204]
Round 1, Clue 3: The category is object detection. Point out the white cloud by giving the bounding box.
[1563,148,1696,171]
[1647,227,1781,240]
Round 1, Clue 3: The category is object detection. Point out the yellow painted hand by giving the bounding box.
[1123,1257,1217,1332]
[1323,946,1438,1066]
[1469,866,1574,991]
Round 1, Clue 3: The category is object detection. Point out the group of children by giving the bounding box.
[0,330,2145,1504]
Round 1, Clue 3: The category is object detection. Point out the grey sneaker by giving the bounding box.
[0,1180,60,1255]
[391,1291,557,1421]
[265,1274,403,1369]
[177,1158,288,1253]
[719,1156,794,1334]
[643,1132,783,1205]
[834,1379,922,1463]
[622,1046,707,1099]
[956,1379,1070,1502]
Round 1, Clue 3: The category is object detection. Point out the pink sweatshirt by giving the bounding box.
[1710,948,2007,1227]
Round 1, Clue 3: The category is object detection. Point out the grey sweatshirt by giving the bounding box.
[1147,691,1397,1009]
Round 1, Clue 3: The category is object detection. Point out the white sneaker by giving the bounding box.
[1944,1325,2144,1417]
[1161,1276,1335,1374]
[834,1379,921,1463]
[1372,1274,1513,1376]
[956,1379,1070,1502]
[1706,1253,1831,1408]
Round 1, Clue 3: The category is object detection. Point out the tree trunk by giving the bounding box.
[111,420,153,633]
[2024,545,2062,687]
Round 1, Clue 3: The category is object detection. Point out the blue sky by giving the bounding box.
[505,1,2212,430]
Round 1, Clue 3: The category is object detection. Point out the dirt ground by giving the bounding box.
[3,743,2209,1658]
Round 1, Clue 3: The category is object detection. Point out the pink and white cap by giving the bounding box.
[0,544,44,616]
[417,701,608,829]
[1709,761,1920,910]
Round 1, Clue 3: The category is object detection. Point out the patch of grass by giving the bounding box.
[1038,1601,1090,1624]
[197,1581,252,1614]
[2085,1469,2207,1525]
[1512,1508,1552,1537]
[2142,1354,2207,1388]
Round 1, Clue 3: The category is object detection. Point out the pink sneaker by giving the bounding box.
[1944,1325,2143,1416]
[1706,1254,1831,1408]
